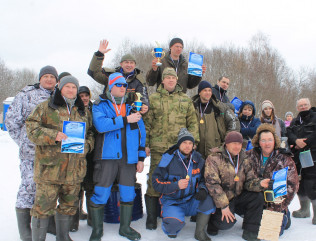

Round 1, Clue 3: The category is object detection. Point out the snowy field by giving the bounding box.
[1,130,315,241]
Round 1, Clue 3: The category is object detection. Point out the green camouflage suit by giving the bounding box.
[143,84,199,197]
[26,89,94,218]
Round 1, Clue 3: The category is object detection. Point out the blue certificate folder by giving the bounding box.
[188,52,203,77]
[61,121,86,154]
[272,167,288,198]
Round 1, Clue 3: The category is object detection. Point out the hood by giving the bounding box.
[240,100,256,116]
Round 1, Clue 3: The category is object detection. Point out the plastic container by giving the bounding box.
[299,150,314,168]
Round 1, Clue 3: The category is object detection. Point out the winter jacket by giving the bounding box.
[287,107,316,179]
[247,148,299,212]
[205,146,264,209]
[261,116,286,137]
[92,94,146,164]
[239,100,261,141]
[143,84,199,153]
[146,52,201,93]
[26,88,94,185]
[192,94,240,158]
[211,84,230,103]
[87,51,149,106]
[152,148,206,204]
[5,83,53,160]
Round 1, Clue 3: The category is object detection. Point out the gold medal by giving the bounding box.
[186,175,190,180]
[200,119,204,124]
[234,176,239,182]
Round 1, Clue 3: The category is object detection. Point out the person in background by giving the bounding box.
[212,76,230,103]
[5,66,58,241]
[284,111,294,127]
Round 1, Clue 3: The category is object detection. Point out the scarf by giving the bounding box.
[106,91,127,105]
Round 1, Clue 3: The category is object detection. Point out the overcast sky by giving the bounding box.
[1,0,316,87]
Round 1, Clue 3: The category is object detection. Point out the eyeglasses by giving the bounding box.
[259,139,274,143]
[298,103,309,108]
[115,83,127,88]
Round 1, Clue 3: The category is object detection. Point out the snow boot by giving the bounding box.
[16,208,32,241]
[242,230,260,241]
[70,208,79,232]
[47,215,56,235]
[55,212,73,241]
[31,217,49,241]
[89,205,104,241]
[86,200,92,227]
[292,195,310,218]
[145,194,158,230]
[119,202,141,240]
[312,199,316,225]
[194,212,211,241]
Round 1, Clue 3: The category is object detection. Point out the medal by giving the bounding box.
[226,150,240,182]
[200,119,204,124]
[234,176,239,182]
[186,175,190,180]
[200,102,209,124]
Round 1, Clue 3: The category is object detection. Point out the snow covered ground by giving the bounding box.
[1,129,315,241]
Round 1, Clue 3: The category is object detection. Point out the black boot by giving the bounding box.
[119,202,141,240]
[194,212,211,241]
[206,219,218,236]
[145,194,158,230]
[89,205,104,241]
[312,200,316,225]
[86,199,92,227]
[16,208,32,241]
[292,195,310,218]
[55,212,73,241]
[31,217,49,241]
[69,208,79,232]
[242,230,260,241]
[47,215,56,235]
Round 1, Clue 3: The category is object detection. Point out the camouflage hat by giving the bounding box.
[120,54,136,63]
[162,67,177,80]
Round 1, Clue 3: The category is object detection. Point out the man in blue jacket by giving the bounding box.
[89,72,146,241]
[152,128,215,240]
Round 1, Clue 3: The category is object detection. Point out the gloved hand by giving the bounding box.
[194,189,207,201]
[268,179,275,190]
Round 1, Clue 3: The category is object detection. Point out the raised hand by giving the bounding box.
[98,39,111,54]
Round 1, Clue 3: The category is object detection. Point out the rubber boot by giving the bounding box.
[47,215,56,235]
[312,199,316,225]
[55,212,73,241]
[16,208,32,241]
[206,219,218,236]
[69,208,79,232]
[292,195,310,218]
[86,200,92,227]
[242,230,260,241]
[119,202,141,240]
[89,205,104,241]
[194,212,211,241]
[145,194,158,230]
[31,217,49,241]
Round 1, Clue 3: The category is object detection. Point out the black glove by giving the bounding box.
[194,189,207,201]
[268,179,275,190]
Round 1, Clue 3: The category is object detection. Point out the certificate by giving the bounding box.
[61,121,86,154]
[188,52,203,77]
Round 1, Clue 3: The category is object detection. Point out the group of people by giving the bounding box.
[5,37,316,241]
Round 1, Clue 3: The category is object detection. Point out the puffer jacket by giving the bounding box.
[239,100,261,141]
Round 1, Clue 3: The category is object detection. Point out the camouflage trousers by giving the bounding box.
[31,182,81,218]
[146,151,163,197]
[16,159,36,209]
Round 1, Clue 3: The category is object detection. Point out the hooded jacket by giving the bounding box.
[239,100,261,140]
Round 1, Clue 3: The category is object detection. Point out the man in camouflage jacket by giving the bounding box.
[205,131,270,241]
[5,65,58,241]
[26,76,94,241]
[143,67,199,230]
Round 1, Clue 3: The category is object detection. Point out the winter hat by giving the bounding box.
[108,72,127,91]
[162,67,178,80]
[240,100,256,115]
[251,123,281,149]
[177,128,195,146]
[59,76,79,92]
[261,100,275,112]
[225,131,243,145]
[285,111,294,118]
[39,65,58,81]
[169,38,184,48]
[78,86,91,96]
[120,54,136,63]
[57,72,71,82]
[198,81,212,93]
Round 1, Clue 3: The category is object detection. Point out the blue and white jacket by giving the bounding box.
[92,95,146,164]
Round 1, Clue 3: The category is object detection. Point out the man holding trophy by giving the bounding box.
[146,37,206,93]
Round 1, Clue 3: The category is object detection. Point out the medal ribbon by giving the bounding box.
[170,56,179,73]
[226,150,239,176]
[110,93,125,115]
[200,102,209,120]
[241,119,252,129]
[177,150,192,177]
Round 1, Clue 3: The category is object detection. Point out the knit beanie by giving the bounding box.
[108,72,127,91]
[162,67,178,80]
[120,54,136,63]
[59,76,79,92]
[78,86,91,96]
[39,65,58,81]
[285,111,294,118]
[198,80,212,93]
[261,100,275,111]
[177,128,195,146]
[57,72,71,82]
[225,131,243,145]
[169,38,184,48]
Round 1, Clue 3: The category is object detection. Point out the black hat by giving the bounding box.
[169,38,184,48]
[177,128,194,146]
[39,65,58,81]
[198,80,212,93]
[78,86,91,96]
[57,72,71,82]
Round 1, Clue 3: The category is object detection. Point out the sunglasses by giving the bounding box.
[115,83,128,88]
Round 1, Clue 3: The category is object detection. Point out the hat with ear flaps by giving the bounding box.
[251,123,281,149]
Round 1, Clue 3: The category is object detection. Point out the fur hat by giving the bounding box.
[251,123,281,149]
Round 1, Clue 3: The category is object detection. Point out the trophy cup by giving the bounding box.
[132,93,142,112]
[151,41,165,66]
